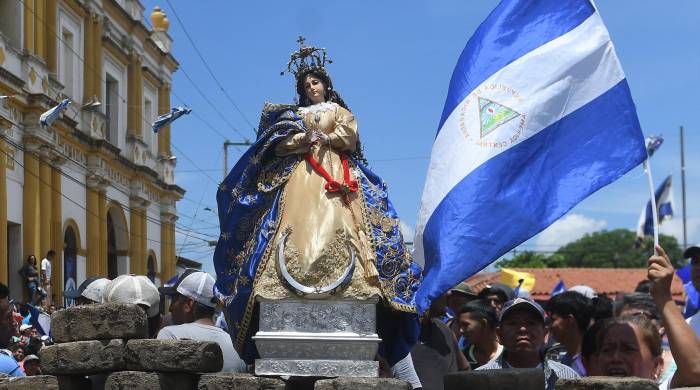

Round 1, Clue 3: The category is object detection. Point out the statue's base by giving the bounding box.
[255,359,379,377]
[253,297,380,378]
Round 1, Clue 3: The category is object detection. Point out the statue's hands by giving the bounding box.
[313,130,330,146]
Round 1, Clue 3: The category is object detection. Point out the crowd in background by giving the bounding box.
[3,245,700,389]
[0,265,246,380]
[408,245,700,390]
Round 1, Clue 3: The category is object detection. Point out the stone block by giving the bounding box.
[444,368,545,390]
[0,375,59,389]
[555,377,659,390]
[314,377,411,390]
[104,371,160,390]
[39,339,126,375]
[198,373,286,390]
[51,303,148,343]
[125,339,223,373]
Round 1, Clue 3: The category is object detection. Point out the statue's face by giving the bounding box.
[304,75,326,104]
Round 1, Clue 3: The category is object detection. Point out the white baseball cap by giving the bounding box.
[102,275,160,317]
[81,278,111,303]
[568,285,598,299]
[19,324,32,332]
[159,269,218,308]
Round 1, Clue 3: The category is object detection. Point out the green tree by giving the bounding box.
[496,229,684,269]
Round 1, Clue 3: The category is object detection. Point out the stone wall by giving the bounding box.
[20,302,409,390]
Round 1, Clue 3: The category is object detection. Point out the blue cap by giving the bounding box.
[499,297,545,323]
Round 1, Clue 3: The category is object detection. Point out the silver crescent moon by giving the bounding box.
[276,229,355,299]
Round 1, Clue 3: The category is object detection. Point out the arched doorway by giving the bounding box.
[63,226,78,307]
[106,205,129,278]
[147,254,156,282]
[107,213,117,279]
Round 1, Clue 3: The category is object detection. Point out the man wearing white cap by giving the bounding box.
[158,269,246,373]
[102,275,161,337]
[63,277,110,305]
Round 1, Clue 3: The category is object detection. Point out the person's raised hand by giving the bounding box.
[648,245,674,303]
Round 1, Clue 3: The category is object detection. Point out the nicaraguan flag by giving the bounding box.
[39,98,71,127]
[677,265,700,318]
[551,279,567,297]
[413,0,646,313]
[636,175,673,239]
[645,135,664,158]
[152,107,191,133]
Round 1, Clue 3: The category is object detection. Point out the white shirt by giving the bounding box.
[40,258,51,281]
[687,310,700,340]
[157,322,246,373]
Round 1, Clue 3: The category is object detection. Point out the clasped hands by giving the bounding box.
[307,129,330,146]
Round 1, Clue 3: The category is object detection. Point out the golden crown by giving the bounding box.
[281,36,332,77]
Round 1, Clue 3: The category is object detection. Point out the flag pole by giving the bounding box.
[643,160,659,254]
[680,125,687,250]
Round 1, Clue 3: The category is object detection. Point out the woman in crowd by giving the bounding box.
[18,256,40,305]
[596,246,700,388]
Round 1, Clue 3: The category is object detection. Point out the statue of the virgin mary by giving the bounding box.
[214,37,423,366]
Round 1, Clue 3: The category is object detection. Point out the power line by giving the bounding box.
[177,149,222,255]
[16,0,230,187]
[0,134,211,247]
[14,0,225,242]
[163,0,257,133]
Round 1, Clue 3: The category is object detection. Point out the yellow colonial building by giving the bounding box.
[0,0,184,303]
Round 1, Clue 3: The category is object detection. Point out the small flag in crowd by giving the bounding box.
[39,98,71,127]
[551,279,567,297]
[152,107,191,133]
[676,264,699,318]
[636,175,673,241]
[412,0,646,312]
[645,135,664,158]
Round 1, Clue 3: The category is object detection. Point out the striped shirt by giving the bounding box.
[476,350,579,390]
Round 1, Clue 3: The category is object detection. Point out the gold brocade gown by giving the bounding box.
[253,102,381,300]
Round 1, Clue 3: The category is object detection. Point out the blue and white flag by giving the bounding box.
[152,107,191,133]
[39,98,71,127]
[413,0,646,313]
[551,279,567,297]
[645,135,664,158]
[677,265,700,319]
[636,175,674,240]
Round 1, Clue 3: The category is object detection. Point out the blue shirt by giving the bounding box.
[0,352,25,377]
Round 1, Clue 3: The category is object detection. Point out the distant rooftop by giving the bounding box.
[466,268,686,302]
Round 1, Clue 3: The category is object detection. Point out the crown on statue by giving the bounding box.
[281,36,332,78]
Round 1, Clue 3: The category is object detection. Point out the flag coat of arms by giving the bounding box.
[413,0,646,313]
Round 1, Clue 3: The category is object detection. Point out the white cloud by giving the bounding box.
[659,216,700,246]
[536,213,608,251]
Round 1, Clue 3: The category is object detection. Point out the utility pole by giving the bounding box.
[680,126,687,250]
[223,139,252,179]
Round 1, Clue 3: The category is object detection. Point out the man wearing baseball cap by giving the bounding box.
[63,277,110,305]
[102,275,161,337]
[476,297,579,389]
[158,269,246,372]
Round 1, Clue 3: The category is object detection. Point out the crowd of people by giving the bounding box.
[406,245,700,390]
[3,245,700,390]
[0,268,247,380]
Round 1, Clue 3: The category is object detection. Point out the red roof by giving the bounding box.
[465,268,686,301]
